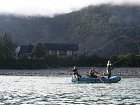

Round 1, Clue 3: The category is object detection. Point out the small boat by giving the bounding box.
[71,76,121,83]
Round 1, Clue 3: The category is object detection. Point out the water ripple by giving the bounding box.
[0,76,140,105]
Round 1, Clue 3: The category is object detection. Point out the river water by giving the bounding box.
[0,76,140,105]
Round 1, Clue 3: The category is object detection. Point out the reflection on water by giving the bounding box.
[0,76,140,105]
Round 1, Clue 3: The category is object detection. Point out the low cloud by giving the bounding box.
[0,0,139,16]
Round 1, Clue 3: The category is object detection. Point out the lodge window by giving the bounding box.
[50,50,57,54]
[59,51,67,56]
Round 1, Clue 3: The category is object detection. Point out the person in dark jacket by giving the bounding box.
[71,66,82,78]
[89,67,99,78]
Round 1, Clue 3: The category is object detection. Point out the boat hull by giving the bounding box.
[71,76,121,83]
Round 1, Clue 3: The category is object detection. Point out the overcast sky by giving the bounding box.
[0,0,139,16]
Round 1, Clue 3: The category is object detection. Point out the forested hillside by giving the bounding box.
[0,4,140,56]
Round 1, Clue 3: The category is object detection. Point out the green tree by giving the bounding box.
[0,32,15,59]
[31,42,46,59]
[124,53,137,66]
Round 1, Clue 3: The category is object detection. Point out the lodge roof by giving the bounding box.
[44,43,79,51]
[19,45,33,54]
[17,43,79,54]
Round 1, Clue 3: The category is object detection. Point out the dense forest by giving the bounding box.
[0,4,140,57]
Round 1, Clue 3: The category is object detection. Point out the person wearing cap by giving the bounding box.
[71,66,82,78]
[89,67,99,78]
[106,60,113,78]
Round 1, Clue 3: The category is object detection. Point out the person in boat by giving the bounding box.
[71,66,82,78]
[106,60,113,78]
[89,67,99,78]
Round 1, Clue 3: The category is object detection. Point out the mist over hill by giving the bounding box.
[0,4,140,56]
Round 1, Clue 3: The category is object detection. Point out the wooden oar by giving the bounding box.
[97,74,105,83]
[98,77,104,83]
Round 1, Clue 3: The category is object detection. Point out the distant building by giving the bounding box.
[15,43,79,58]
[15,44,33,58]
